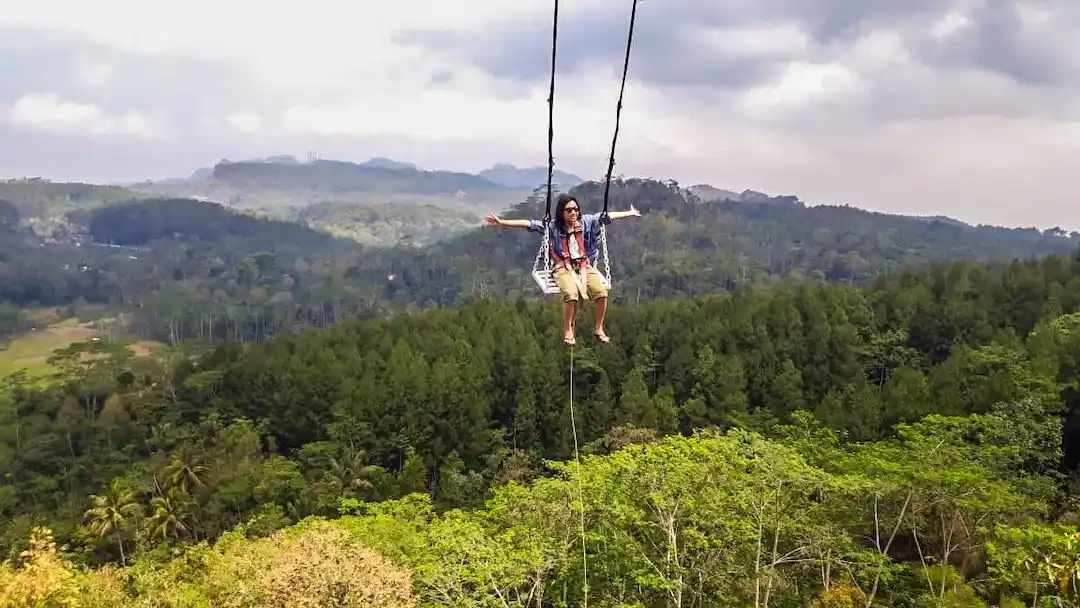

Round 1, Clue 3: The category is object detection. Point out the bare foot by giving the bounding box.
[594,328,610,343]
[564,330,576,345]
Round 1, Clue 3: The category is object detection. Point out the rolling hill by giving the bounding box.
[210,159,503,195]
[0,178,144,237]
[343,177,1080,304]
[0,174,1076,350]
[478,163,584,188]
[291,200,480,247]
[131,158,537,217]
[5,156,1080,332]
[79,197,355,252]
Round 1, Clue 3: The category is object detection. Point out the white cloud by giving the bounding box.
[277,61,692,163]
[845,30,912,71]
[6,93,158,138]
[0,1,557,91]
[693,23,811,59]
[930,13,970,38]
[1,0,1080,229]
[227,111,263,135]
[77,58,113,87]
[0,1,654,148]
[737,61,862,118]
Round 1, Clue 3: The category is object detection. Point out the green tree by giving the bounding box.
[84,479,142,565]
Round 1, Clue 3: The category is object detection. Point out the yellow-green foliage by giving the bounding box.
[76,567,130,607]
[0,527,82,607]
[2,522,417,608]
[200,521,418,608]
[811,583,867,608]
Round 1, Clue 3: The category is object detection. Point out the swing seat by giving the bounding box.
[532,268,612,295]
[532,269,561,295]
[531,218,612,296]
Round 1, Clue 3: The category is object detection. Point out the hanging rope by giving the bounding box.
[600,0,640,220]
[568,345,588,608]
[537,0,638,293]
[537,0,639,602]
[543,0,560,224]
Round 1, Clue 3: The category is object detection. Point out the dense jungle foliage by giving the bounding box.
[5,173,1080,604]
[5,245,1080,605]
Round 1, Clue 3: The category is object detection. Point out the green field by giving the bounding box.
[0,318,162,382]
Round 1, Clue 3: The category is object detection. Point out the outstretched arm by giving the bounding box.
[485,214,546,232]
[605,205,641,221]
[484,214,531,228]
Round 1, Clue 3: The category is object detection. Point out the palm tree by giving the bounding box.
[325,446,384,493]
[84,479,142,566]
[146,487,195,541]
[286,486,319,521]
[161,446,211,493]
[144,422,174,455]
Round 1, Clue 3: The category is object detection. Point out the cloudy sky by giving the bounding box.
[1,0,1078,228]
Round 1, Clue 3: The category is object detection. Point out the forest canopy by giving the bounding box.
[5,174,1080,605]
[5,243,1080,605]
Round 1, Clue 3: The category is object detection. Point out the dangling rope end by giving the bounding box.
[568,344,589,608]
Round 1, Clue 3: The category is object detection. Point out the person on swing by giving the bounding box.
[484,193,641,345]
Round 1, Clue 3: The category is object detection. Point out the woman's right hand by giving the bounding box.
[483,214,503,227]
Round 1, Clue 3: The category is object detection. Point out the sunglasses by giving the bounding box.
[564,206,579,213]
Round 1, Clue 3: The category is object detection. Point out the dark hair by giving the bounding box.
[553,193,578,233]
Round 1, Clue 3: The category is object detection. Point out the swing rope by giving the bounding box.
[536,0,639,293]
[568,344,588,608]
[596,0,639,287]
[542,1,640,601]
[543,0,559,225]
[600,0,639,221]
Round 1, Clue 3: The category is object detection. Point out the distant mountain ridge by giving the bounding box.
[20,153,1080,247]
[478,163,584,188]
[689,184,776,204]
[210,158,505,195]
[138,156,586,191]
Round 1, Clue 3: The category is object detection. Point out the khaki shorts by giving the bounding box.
[553,264,608,303]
